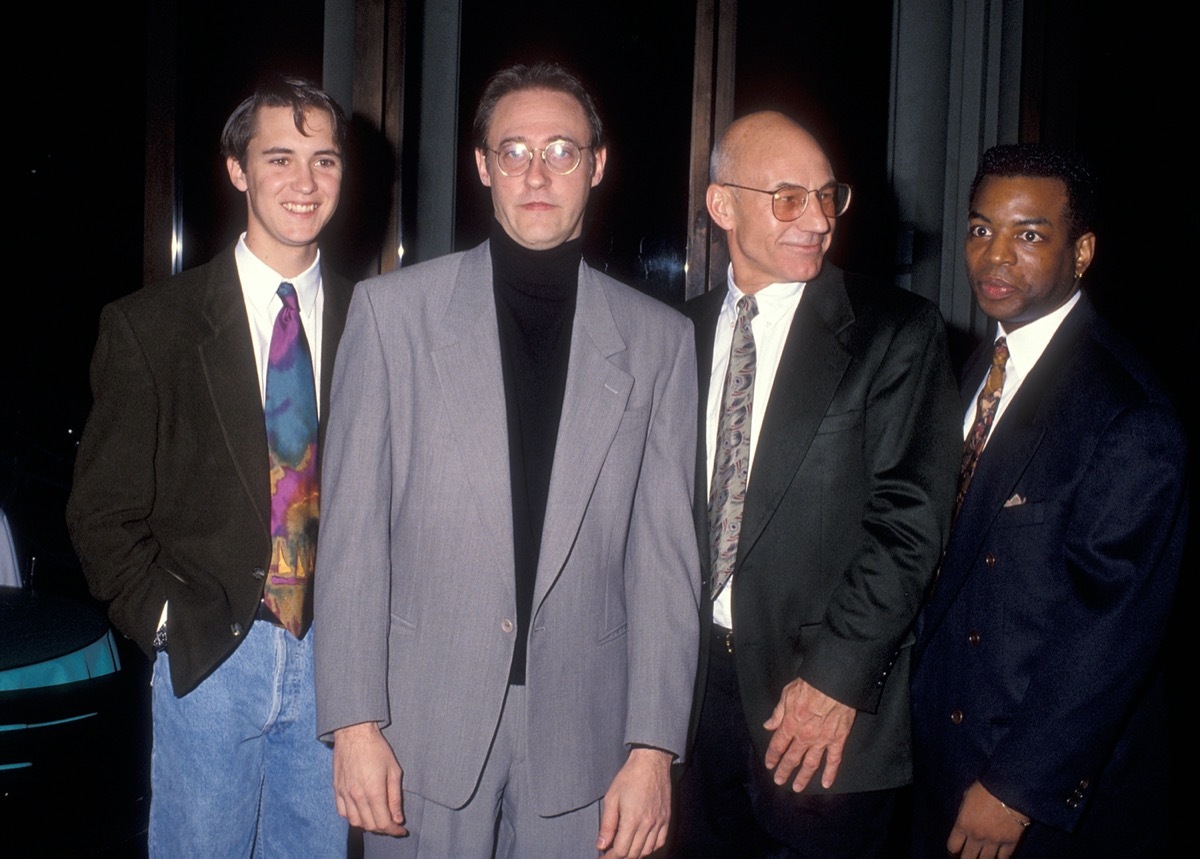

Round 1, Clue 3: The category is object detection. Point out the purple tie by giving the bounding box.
[263,282,319,637]
[708,296,758,599]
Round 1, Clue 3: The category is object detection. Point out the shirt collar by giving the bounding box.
[724,264,805,323]
[996,289,1081,380]
[235,233,322,318]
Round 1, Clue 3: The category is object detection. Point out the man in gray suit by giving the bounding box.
[314,62,700,858]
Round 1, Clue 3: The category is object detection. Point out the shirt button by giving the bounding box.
[950,709,963,725]
[252,567,266,579]
[985,553,997,569]
[968,631,981,646]
[500,619,514,634]
[231,622,243,637]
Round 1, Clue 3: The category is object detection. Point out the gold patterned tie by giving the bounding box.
[708,296,758,599]
[955,336,1009,517]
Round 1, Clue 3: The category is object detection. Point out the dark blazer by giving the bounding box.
[67,247,353,696]
[911,296,1187,856]
[684,264,960,793]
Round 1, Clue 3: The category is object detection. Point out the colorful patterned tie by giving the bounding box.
[708,296,758,599]
[955,336,1009,517]
[263,282,319,637]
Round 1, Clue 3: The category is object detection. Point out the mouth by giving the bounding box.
[283,202,319,214]
[973,276,1018,301]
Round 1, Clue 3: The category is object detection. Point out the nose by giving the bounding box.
[523,154,550,188]
[794,193,832,234]
[986,233,1015,265]
[293,161,317,193]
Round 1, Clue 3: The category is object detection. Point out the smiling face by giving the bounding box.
[474,88,606,250]
[226,105,343,277]
[707,113,837,293]
[965,175,1095,330]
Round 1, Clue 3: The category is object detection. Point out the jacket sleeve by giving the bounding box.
[801,301,961,711]
[66,303,169,657]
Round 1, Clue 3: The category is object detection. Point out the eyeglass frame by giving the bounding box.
[721,181,852,221]
[486,138,595,177]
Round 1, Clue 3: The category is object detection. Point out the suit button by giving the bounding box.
[985,553,997,569]
[231,622,243,637]
[968,631,981,646]
[949,709,963,725]
[1078,779,1089,790]
[1066,797,1079,809]
[252,567,266,579]
[500,619,514,634]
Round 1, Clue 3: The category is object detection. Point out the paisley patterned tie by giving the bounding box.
[955,336,1009,517]
[263,282,319,637]
[708,296,759,599]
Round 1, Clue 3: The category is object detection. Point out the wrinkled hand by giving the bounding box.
[947,781,1028,859]
[596,747,672,858]
[332,721,407,836]
[762,679,856,791]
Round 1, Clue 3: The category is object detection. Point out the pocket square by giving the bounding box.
[1003,493,1027,508]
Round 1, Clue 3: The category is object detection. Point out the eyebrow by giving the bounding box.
[968,209,1052,227]
[260,146,342,158]
[495,135,584,147]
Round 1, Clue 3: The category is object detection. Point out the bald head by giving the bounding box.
[710,111,830,184]
[707,111,839,291]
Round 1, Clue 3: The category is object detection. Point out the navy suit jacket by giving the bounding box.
[67,247,353,696]
[911,296,1187,855]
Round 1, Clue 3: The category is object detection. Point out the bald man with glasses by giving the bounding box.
[673,111,960,858]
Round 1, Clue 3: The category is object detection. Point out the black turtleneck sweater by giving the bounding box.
[490,220,581,685]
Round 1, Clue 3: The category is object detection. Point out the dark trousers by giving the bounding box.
[674,628,903,859]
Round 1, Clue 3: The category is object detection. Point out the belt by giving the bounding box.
[713,622,735,655]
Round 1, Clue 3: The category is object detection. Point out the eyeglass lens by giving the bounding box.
[773,184,851,220]
[495,140,583,176]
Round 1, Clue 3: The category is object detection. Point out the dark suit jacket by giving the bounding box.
[684,264,960,793]
[67,247,353,696]
[911,296,1187,856]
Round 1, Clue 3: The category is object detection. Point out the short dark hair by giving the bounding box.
[970,143,1097,241]
[220,75,347,166]
[472,62,604,151]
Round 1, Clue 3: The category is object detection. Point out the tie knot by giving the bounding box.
[737,295,759,321]
[992,336,1009,367]
[278,282,299,312]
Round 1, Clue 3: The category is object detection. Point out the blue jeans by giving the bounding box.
[149,620,346,858]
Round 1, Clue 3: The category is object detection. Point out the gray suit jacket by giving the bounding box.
[314,241,700,816]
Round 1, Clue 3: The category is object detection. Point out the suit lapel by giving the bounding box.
[534,264,632,609]
[737,267,855,566]
[918,301,1092,642]
[429,244,515,572]
[196,249,271,537]
[317,265,353,447]
[689,288,724,588]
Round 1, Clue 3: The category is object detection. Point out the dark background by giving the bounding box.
[3,2,1189,854]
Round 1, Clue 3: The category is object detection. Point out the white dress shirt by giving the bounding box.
[962,290,1081,445]
[235,234,325,415]
[706,267,806,629]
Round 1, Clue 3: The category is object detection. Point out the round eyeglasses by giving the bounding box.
[489,139,591,177]
[722,181,852,221]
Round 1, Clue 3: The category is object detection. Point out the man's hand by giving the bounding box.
[596,747,672,858]
[947,781,1029,859]
[332,721,407,836]
[762,678,856,791]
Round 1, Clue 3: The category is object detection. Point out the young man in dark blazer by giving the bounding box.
[910,144,1187,858]
[674,111,960,857]
[67,76,353,855]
